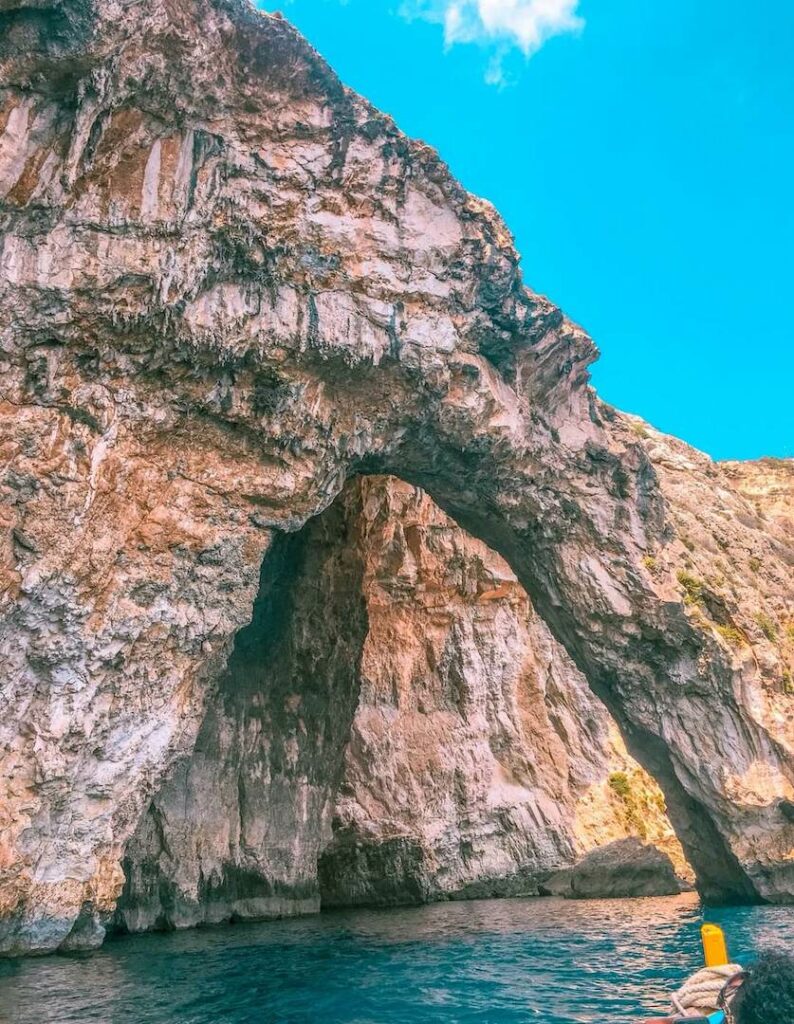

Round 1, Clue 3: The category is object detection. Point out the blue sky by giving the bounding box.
[262,0,794,460]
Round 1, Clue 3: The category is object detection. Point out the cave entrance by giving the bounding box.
[116,486,369,933]
[116,476,693,934]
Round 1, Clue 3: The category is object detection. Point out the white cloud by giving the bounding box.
[402,0,584,83]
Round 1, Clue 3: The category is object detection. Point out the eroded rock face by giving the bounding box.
[0,0,792,953]
[117,476,686,930]
[118,499,368,932]
[319,477,688,907]
[541,838,682,901]
[721,459,794,540]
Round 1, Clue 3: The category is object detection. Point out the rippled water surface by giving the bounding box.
[2,894,793,1024]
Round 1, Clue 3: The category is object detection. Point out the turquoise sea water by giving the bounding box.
[1,894,793,1024]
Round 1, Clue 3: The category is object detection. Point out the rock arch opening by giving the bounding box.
[115,476,691,935]
[3,0,793,958]
[371,445,775,908]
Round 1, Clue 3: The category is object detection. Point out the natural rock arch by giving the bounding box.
[0,0,792,954]
[115,475,688,934]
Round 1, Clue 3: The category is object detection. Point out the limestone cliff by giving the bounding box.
[117,476,686,932]
[722,459,794,539]
[319,477,688,906]
[0,0,792,954]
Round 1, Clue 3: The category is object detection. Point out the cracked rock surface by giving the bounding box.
[318,478,689,908]
[0,0,792,954]
[118,476,687,931]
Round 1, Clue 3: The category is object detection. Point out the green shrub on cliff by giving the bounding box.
[677,570,704,606]
[716,624,745,646]
[608,771,631,799]
[607,772,647,839]
[755,612,778,642]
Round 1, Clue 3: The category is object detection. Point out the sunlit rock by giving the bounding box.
[1,0,792,954]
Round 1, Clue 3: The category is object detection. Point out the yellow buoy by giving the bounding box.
[701,923,730,967]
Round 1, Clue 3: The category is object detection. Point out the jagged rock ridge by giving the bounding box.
[0,0,792,954]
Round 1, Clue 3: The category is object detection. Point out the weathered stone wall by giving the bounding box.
[119,475,687,930]
[0,0,792,954]
[117,500,368,933]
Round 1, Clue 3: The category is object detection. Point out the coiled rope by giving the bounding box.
[670,963,743,1016]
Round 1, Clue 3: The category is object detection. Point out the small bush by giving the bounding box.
[749,556,761,573]
[783,671,794,696]
[607,771,649,839]
[677,570,704,605]
[608,771,631,799]
[631,422,650,439]
[681,536,696,552]
[754,612,778,642]
[716,624,745,646]
[643,555,657,571]
[786,623,794,642]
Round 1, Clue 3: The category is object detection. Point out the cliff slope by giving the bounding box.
[0,0,792,953]
[118,477,686,933]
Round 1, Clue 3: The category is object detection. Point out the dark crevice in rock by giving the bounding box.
[115,494,370,933]
[319,835,431,909]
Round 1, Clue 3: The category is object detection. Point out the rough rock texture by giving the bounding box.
[541,838,681,900]
[0,0,792,953]
[318,477,688,907]
[117,497,368,932]
[722,459,794,539]
[117,476,686,930]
